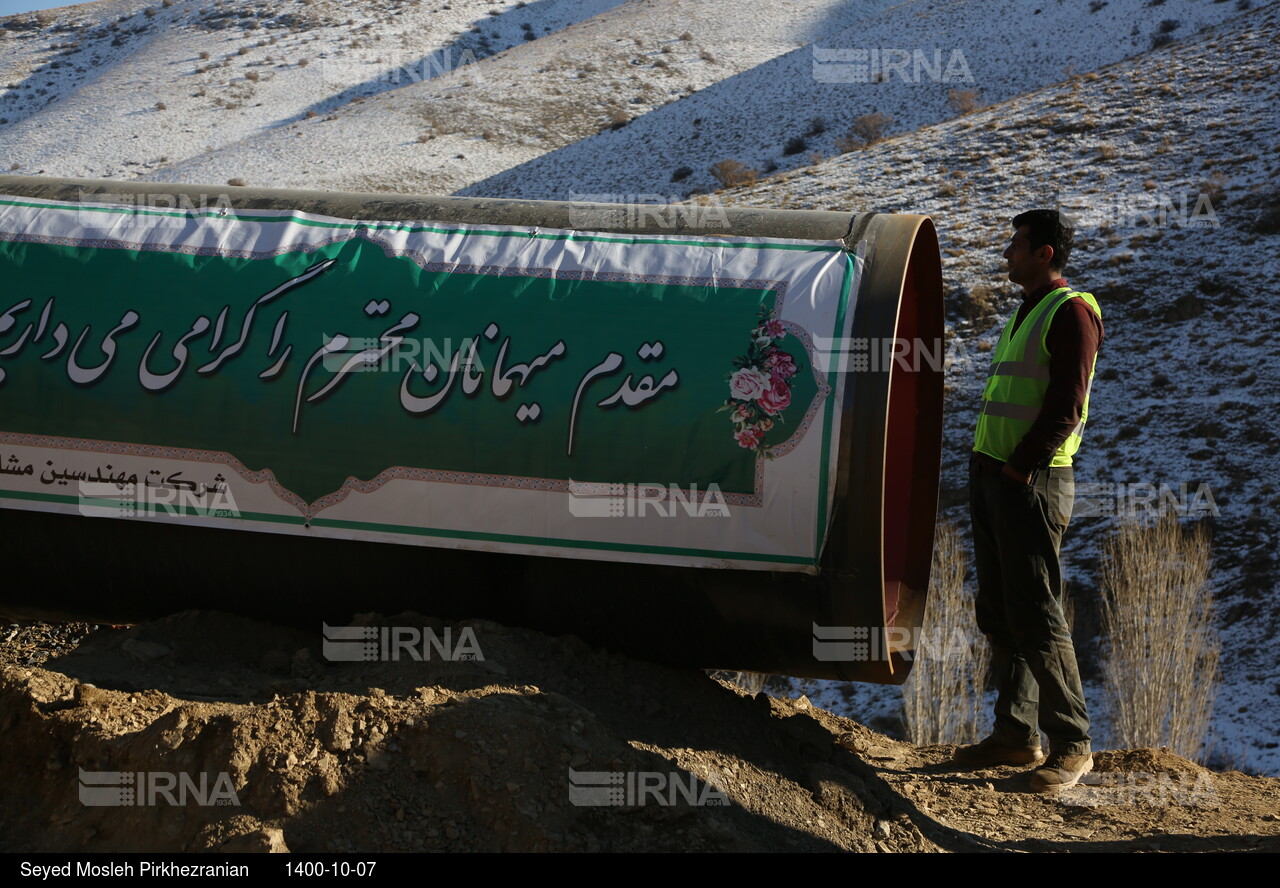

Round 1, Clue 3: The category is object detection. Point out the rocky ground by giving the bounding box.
[2,613,1277,853]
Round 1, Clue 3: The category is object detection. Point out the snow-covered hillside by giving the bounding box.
[1,0,902,189]
[465,0,1260,199]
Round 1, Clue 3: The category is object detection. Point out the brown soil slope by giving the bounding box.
[1,613,1276,853]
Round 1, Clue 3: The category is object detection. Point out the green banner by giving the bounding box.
[1,237,818,507]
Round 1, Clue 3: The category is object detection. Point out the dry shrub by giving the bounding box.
[837,112,893,152]
[834,134,860,154]
[1200,171,1228,206]
[1100,514,1217,762]
[947,88,981,116]
[709,159,758,189]
[960,282,1004,328]
[853,111,892,144]
[903,521,991,745]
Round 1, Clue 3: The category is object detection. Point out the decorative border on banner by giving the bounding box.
[0,429,311,514]
[0,226,797,312]
[0,228,354,261]
[0,195,853,254]
[0,429,777,517]
[765,320,831,462]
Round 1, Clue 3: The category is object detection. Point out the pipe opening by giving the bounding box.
[881,218,943,677]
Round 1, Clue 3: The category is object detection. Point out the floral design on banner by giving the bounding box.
[719,305,801,456]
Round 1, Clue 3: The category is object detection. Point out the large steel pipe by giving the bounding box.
[0,176,941,683]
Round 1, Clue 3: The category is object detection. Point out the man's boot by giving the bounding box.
[953,735,1045,767]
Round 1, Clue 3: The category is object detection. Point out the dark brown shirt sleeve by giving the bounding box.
[1006,297,1104,474]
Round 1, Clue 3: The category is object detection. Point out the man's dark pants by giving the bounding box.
[969,453,1091,756]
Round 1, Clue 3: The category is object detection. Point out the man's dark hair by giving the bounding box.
[1012,209,1074,272]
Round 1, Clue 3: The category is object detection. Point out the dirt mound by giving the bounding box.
[1093,748,1212,778]
[1,612,1277,853]
[0,613,925,852]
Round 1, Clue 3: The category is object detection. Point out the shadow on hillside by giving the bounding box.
[454,20,899,201]
[287,0,626,126]
[0,16,161,134]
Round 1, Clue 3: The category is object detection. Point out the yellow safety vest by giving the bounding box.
[973,287,1101,467]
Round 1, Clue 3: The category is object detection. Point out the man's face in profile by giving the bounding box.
[1002,224,1048,289]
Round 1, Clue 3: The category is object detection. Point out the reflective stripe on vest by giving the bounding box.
[973,287,1101,467]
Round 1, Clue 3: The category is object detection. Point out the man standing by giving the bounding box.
[956,209,1103,793]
